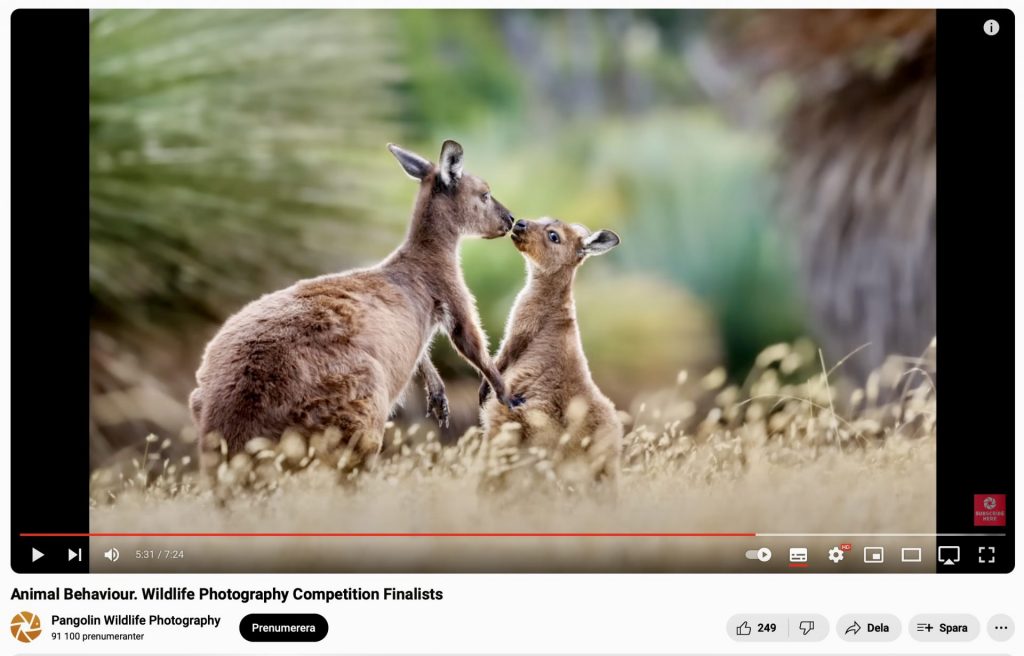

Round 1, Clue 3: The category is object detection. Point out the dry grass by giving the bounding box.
[90,340,936,572]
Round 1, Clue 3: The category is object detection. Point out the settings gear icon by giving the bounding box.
[827,546,845,563]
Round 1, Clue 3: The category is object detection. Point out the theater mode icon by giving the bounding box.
[901,547,923,563]
[10,611,42,643]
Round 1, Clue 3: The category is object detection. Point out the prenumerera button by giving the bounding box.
[239,614,328,642]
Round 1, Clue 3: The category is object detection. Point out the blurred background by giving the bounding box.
[90,9,936,466]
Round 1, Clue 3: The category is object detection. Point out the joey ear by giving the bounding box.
[438,140,464,187]
[388,143,432,181]
[581,229,620,256]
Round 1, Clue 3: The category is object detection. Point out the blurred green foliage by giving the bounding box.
[395,11,525,132]
[90,10,409,327]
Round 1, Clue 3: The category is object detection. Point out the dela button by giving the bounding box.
[838,614,901,641]
[240,614,328,642]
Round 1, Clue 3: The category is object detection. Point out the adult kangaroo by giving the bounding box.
[190,140,521,468]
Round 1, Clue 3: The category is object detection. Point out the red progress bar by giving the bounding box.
[21,532,757,538]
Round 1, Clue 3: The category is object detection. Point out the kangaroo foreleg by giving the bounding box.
[478,332,529,406]
[447,302,523,409]
[417,354,450,428]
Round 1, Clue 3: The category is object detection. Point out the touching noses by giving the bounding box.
[499,209,515,233]
[512,219,527,235]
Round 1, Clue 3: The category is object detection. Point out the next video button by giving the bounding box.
[239,614,328,642]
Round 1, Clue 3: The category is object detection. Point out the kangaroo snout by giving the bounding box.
[510,218,533,252]
[483,203,515,239]
[496,200,515,234]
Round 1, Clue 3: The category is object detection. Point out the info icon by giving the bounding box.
[10,611,42,643]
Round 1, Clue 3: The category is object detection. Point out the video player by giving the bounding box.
[9,8,1014,574]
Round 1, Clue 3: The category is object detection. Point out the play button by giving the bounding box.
[31,548,44,562]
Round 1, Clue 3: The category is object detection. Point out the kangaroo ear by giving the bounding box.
[438,139,464,187]
[581,229,620,256]
[388,143,432,181]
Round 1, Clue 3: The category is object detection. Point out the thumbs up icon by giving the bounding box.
[736,621,752,636]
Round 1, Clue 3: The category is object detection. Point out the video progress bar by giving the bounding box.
[21,532,1008,538]
[21,532,758,538]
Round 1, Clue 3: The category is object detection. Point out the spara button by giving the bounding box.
[909,614,978,642]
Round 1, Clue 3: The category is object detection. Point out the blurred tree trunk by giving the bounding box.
[717,10,936,381]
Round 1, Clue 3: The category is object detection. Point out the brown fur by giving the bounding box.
[480,218,622,485]
[191,140,517,466]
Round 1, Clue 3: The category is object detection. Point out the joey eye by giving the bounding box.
[547,231,560,244]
